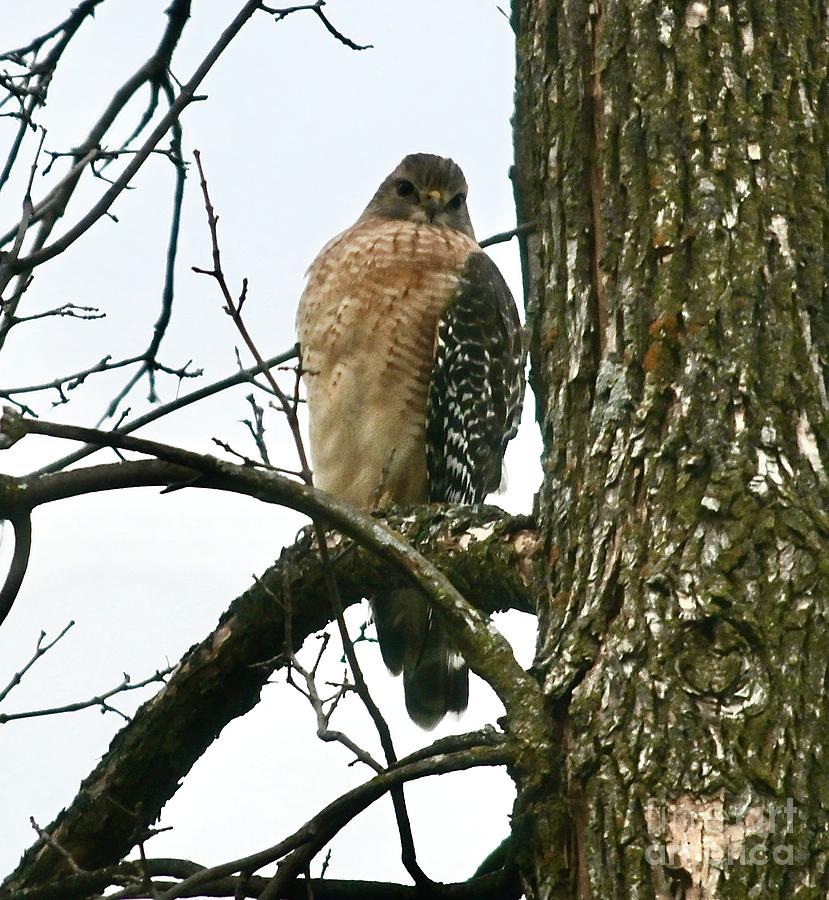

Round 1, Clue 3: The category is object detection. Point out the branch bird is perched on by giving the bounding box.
[297,153,524,727]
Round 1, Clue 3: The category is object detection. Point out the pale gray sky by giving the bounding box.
[0,1,540,884]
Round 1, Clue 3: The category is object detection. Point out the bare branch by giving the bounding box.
[0,620,74,704]
[0,352,201,413]
[97,75,188,421]
[39,146,182,179]
[1,408,544,888]
[259,1,373,51]
[478,221,537,249]
[0,148,100,249]
[287,642,383,772]
[0,0,104,194]
[9,861,518,900]
[241,393,270,465]
[0,490,535,887]
[210,437,275,471]
[0,0,203,308]
[1,354,143,398]
[0,665,174,725]
[1,16,197,420]
[10,302,105,324]
[0,2,102,64]
[30,346,298,476]
[136,840,164,900]
[1,127,46,279]
[0,0,195,348]
[191,150,312,484]
[161,734,513,900]
[1,0,339,284]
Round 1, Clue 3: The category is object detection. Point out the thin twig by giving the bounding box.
[0,665,174,724]
[210,436,289,472]
[319,849,332,879]
[10,302,105,324]
[259,1,372,51]
[97,75,188,421]
[0,352,201,413]
[287,643,383,772]
[0,0,104,195]
[0,620,74,704]
[241,393,271,465]
[23,344,296,476]
[1,126,46,277]
[40,146,181,177]
[159,736,512,900]
[191,150,312,482]
[0,0,257,290]
[138,840,164,900]
[2,353,145,397]
[30,818,83,874]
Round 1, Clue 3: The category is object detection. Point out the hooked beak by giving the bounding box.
[423,188,444,222]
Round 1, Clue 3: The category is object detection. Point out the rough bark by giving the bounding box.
[2,505,536,891]
[513,0,829,897]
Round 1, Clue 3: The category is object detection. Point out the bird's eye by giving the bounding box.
[447,193,466,211]
[396,180,416,197]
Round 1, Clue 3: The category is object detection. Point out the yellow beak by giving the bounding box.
[423,189,444,221]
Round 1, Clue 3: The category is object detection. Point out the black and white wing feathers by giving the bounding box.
[426,250,524,504]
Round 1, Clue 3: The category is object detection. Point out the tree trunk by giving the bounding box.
[512,0,829,896]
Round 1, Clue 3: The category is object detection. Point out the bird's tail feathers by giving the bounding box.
[371,587,469,729]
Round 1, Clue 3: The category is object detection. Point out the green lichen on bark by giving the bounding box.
[514,0,829,896]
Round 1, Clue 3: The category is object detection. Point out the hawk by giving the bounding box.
[297,153,523,728]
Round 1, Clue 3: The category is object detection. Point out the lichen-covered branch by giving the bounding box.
[0,489,535,889]
[0,412,545,737]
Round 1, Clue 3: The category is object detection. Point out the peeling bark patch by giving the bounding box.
[750,448,784,495]
[797,307,829,410]
[796,411,826,481]
[658,6,675,46]
[211,621,234,650]
[685,1,709,29]
[512,529,543,586]
[457,522,498,550]
[769,215,792,267]
[740,22,755,55]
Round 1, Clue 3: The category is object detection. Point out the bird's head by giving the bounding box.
[361,153,475,238]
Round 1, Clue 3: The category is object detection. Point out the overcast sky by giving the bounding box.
[0,1,541,884]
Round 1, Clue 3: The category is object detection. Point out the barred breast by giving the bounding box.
[296,216,478,507]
